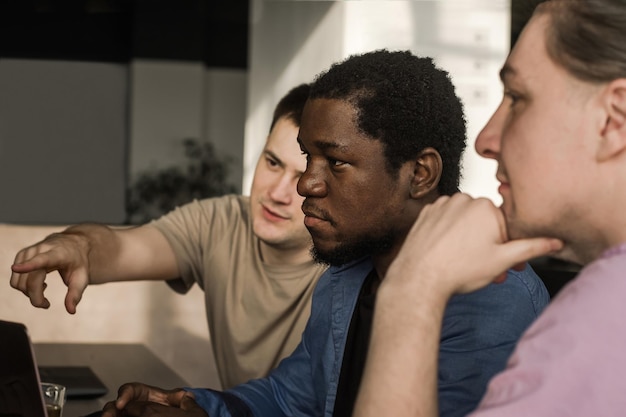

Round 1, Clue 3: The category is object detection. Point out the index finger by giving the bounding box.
[11,251,60,275]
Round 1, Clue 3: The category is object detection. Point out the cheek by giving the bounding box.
[250,169,274,197]
[501,105,587,210]
[339,190,386,226]
[505,147,562,218]
[501,119,543,176]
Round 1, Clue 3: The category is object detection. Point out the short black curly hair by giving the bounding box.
[309,49,466,196]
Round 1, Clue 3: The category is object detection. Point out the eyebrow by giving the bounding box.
[266,147,306,176]
[264,149,285,168]
[297,136,349,153]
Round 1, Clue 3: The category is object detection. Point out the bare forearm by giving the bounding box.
[11,220,179,313]
[60,223,130,284]
[56,222,178,284]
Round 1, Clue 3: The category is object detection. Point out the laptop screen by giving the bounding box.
[0,320,47,417]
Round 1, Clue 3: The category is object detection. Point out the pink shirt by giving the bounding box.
[470,243,626,417]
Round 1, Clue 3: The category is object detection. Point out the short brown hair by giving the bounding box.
[535,0,626,83]
[269,83,311,132]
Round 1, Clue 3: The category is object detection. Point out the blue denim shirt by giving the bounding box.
[190,257,549,417]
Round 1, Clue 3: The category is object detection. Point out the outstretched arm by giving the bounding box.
[10,223,179,313]
[354,194,562,417]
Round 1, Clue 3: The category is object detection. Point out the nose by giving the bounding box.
[297,162,326,198]
[475,101,506,160]
[268,173,296,204]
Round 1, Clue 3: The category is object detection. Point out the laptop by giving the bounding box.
[0,320,48,417]
[0,320,108,417]
[37,367,107,400]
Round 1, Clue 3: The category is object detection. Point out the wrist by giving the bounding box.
[382,258,453,307]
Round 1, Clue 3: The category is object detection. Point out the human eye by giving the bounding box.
[265,155,280,170]
[328,157,347,169]
[503,89,521,108]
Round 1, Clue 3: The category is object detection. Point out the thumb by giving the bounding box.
[64,288,83,315]
[179,393,206,414]
[63,269,89,314]
[65,278,85,314]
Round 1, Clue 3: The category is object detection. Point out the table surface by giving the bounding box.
[34,343,189,417]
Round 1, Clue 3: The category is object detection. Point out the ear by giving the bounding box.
[408,147,443,199]
[598,79,626,162]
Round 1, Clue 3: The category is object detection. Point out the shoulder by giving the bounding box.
[309,258,373,314]
[194,194,247,213]
[188,194,249,225]
[152,194,244,220]
[151,194,248,241]
[313,258,373,291]
[475,264,626,416]
[443,264,549,340]
[504,263,550,312]
[451,263,549,316]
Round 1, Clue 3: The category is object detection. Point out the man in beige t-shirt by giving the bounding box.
[9,83,327,388]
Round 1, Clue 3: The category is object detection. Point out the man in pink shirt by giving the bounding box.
[355,0,626,416]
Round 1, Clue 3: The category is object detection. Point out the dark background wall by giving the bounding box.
[0,0,248,224]
[0,0,249,66]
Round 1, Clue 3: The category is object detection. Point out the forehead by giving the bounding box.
[265,117,305,165]
[505,14,597,106]
[502,15,552,85]
[299,98,369,148]
[302,97,356,128]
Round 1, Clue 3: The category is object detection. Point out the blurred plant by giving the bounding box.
[126,138,238,224]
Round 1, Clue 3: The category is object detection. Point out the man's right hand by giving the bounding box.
[9,223,179,314]
[101,383,208,417]
[10,231,91,314]
[385,193,564,298]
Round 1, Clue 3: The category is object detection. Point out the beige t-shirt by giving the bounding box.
[151,195,326,389]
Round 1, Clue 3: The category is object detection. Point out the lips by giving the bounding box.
[301,202,333,229]
[304,214,327,228]
[495,169,510,186]
[302,208,323,221]
[301,202,326,221]
[261,204,289,222]
[494,171,511,199]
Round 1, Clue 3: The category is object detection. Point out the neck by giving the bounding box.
[372,243,404,281]
[259,239,313,266]
[372,204,426,279]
